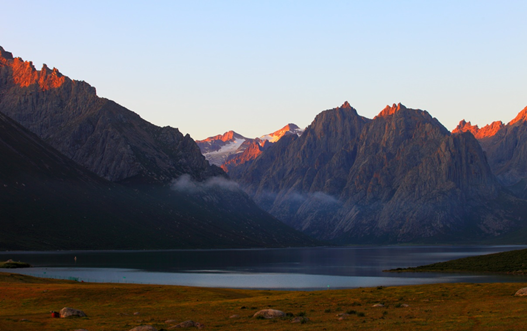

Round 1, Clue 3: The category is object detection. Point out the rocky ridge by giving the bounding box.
[230,102,523,243]
[0,46,221,183]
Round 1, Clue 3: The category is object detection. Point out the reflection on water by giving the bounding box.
[3,245,527,290]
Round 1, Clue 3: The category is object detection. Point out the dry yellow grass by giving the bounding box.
[1,272,527,330]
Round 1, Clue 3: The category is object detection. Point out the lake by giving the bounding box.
[3,245,527,290]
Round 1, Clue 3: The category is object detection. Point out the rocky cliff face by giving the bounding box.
[0,46,221,183]
[231,102,518,243]
[455,106,527,197]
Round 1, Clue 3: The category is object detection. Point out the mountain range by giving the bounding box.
[3,45,527,248]
[0,46,316,250]
[221,102,527,244]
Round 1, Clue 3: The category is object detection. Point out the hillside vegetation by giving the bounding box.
[388,248,527,274]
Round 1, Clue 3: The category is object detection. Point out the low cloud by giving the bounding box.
[171,174,240,194]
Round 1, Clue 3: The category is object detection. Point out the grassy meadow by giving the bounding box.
[1,272,527,330]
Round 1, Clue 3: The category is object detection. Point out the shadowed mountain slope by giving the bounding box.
[0,111,317,250]
[0,46,317,250]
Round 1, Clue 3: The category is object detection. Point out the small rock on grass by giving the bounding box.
[515,287,527,296]
[292,316,309,323]
[372,303,384,307]
[129,326,158,331]
[175,320,195,328]
[60,307,87,318]
[253,309,285,319]
[229,314,239,318]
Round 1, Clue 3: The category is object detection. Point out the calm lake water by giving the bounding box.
[3,245,527,290]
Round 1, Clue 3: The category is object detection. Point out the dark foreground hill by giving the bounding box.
[0,110,316,250]
[388,248,527,274]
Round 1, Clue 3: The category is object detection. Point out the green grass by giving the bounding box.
[386,248,527,274]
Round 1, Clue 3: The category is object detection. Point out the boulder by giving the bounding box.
[515,287,527,296]
[253,309,285,319]
[129,326,158,331]
[292,316,309,323]
[60,307,87,318]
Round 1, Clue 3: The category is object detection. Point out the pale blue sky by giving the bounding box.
[1,1,526,139]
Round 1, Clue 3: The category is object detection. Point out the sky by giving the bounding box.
[1,1,526,140]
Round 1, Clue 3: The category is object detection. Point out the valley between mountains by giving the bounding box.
[1,45,527,249]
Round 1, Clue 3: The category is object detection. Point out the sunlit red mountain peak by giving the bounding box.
[0,47,66,91]
[375,103,406,118]
[509,106,527,126]
[452,119,504,139]
[196,130,246,144]
[221,140,264,172]
[260,123,303,143]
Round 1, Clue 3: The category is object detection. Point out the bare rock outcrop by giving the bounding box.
[60,307,87,318]
[253,309,286,319]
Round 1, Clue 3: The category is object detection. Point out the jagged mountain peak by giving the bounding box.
[260,123,303,143]
[509,105,527,126]
[453,119,479,134]
[340,101,352,109]
[376,103,406,118]
[0,47,73,92]
[452,119,504,139]
[197,130,246,144]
